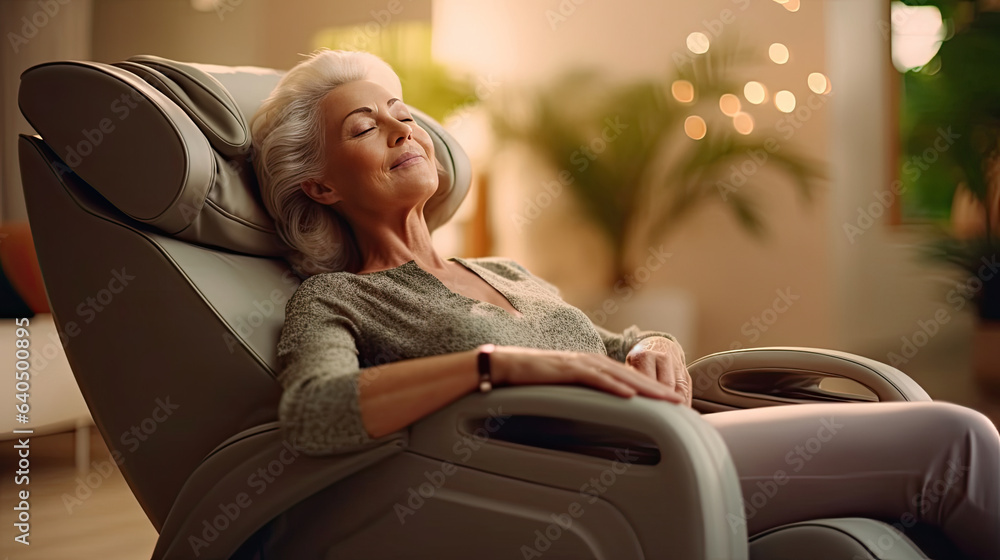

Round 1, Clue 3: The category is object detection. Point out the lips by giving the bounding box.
[390,151,423,170]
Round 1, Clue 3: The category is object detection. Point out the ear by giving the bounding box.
[301,179,342,205]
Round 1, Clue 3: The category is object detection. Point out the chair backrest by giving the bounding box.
[17,55,471,531]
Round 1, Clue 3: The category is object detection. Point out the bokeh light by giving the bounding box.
[684,115,707,140]
[733,112,754,135]
[686,32,711,54]
[807,72,829,94]
[719,93,741,116]
[744,81,768,104]
[671,80,695,103]
[769,43,790,64]
[775,90,796,113]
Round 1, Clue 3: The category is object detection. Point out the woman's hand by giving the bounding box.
[625,337,692,407]
[489,347,685,404]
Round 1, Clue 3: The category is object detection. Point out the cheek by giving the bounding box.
[412,127,436,161]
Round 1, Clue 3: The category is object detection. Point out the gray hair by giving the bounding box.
[250,49,394,277]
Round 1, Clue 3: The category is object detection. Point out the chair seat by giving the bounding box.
[750,518,929,560]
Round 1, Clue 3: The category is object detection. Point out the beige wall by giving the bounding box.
[91,0,431,68]
[1,0,92,223]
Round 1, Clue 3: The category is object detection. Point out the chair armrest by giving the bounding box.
[154,423,406,560]
[407,385,748,560]
[688,347,932,413]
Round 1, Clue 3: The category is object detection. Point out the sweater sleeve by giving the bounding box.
[505,259,678,362]
[275,282,373,456]
[591,323,680,363]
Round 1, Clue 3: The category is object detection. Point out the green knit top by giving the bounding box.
[276,256,675,455]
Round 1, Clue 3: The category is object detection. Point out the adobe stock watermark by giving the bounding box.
[394,406,511,524]
[717,91,832,202]
[221,287,295,353]
[740,287,800,344]
[442,73,502,133]
[887,255,999,367]
[843,126,959,244]
[519,448,641,558]
[545,0,590,30]
[586,245,673,328]
[33,267,136,372]
[61,396,180,513]
[670,0,752,70]
[726,416,845,534]
[510,115,629,232]
[328,0,417,50]
[7,0,73,54]
[188,439,302,556]
[694,287,801,394]
[876,3,928,42]
[851,459,969,559]
[49,89,148,177]
[213,0,243,21]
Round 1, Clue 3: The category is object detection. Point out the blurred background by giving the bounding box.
[2,0,1000,557]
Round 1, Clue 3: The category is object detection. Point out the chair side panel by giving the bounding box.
[19,135,282,531]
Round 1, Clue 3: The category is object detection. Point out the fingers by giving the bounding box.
[675,364,693,407]
[590,358,684,403]
[627,340,693,407]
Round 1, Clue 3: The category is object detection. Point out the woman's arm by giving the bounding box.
[356,349,480,439]
[279,274,684,456]
[354,343,686,439]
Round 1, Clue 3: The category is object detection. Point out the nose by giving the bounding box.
[389,121,413,146]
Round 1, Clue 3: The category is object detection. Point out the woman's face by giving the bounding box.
[310,77,440,221]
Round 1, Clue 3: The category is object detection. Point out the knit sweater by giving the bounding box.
[276,256,676,455]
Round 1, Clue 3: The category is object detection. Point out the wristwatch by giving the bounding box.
[477,344,496,392]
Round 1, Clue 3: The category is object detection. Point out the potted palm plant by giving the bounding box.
[489,41,824,338]
[902,0,1000,388]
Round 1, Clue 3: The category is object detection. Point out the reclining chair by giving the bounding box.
[17,55,937,559]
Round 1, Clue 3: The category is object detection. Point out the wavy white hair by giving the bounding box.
[250,49,395,277]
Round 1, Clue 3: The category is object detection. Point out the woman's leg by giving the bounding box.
[701,401,1000,560]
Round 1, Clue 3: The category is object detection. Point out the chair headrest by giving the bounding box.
[18,56,471,260]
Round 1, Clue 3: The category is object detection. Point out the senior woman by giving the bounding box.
[250,49,999,559]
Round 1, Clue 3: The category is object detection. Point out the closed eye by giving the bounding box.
[354,126,375,137]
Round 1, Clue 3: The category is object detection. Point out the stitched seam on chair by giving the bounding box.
[137,60,246,150]
[203,197,276,233]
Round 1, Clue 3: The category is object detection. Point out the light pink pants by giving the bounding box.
[702,401,1000,560]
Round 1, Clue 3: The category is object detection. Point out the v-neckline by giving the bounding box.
[420,257,524,319]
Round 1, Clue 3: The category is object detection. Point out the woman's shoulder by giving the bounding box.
[287,269,373,306]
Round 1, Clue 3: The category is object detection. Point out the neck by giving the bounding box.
[345,204,449,274]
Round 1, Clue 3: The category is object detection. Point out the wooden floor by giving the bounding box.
[1,324,998,560]
[0,428,158,559]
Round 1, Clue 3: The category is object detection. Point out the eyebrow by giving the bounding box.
[342,98,402,123]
